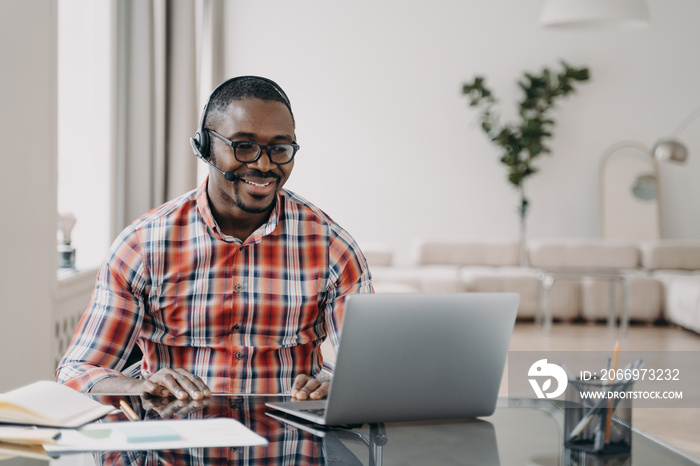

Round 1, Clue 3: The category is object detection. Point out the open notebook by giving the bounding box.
[0,381,114,428]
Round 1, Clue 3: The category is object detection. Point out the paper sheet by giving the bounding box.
[44,418,268,453]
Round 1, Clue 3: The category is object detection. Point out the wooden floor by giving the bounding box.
[506,322,700,459]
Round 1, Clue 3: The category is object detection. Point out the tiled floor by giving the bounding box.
[506,322,700,459]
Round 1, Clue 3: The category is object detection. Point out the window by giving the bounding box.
[57,0,113,270]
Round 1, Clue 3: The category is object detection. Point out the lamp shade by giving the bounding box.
[652,139,688,163]
[652,105,700,164]
[541,0,651,30]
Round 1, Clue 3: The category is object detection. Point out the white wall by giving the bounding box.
[0,0,56,390]
[221,0,700,264]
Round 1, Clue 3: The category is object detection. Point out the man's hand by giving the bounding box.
[90,368,212,400]
[141,394,211,419]
[141,368,212,400]
[291,374,329,400]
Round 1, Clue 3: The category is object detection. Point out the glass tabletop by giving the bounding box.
[0,395,697,465]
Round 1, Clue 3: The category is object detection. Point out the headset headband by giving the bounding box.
[190,76,292,159]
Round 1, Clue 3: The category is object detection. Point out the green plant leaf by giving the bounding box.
[461,61,590,195]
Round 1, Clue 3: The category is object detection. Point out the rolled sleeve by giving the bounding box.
[56,228,146,392]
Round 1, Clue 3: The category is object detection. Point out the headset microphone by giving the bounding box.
[189,136,236,181]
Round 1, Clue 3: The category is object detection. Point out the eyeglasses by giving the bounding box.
[208,129,299,165]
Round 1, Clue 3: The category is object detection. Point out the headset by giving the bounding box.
[189,76,293,177]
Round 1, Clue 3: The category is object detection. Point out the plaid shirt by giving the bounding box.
[56,179,372,394]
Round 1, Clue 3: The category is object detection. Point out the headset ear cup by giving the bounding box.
[198,130,210,158]
[190,131,204,158]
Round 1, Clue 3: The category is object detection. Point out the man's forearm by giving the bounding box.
[89,375,144,394]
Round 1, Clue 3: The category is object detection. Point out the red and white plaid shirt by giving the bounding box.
[56,178,372,394]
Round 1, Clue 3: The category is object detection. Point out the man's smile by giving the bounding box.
[243,179,272,188]
[232,171,282,202]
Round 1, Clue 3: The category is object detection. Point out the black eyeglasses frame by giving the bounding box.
[207,129,299,166]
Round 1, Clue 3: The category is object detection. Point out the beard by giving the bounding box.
[229,170,281,214]
[209,152,283,214]
[232,181,278,213]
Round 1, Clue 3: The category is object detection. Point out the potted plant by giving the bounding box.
[462,61,590,266]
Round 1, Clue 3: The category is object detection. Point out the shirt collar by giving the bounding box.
[195,176,282,244]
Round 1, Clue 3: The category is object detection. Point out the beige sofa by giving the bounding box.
[641,241,700,332]
[366,239,700,332]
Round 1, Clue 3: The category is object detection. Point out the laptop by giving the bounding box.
[266,292,519,426]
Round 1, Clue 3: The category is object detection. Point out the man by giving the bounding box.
[56,76,372,401]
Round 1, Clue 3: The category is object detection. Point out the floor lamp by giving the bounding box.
[600,104,696,239]
[599,141,661,240]
[652,105,700,164]
[540,0,651,29]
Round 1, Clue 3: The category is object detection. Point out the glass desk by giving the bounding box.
[1,395,697,465]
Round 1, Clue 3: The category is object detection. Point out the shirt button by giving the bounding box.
[233,323,241,331]
[235,284,241,292]
[236,352,243,360]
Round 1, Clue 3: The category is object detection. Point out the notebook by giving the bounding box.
[266,292,519,425]
[0,380,114,428]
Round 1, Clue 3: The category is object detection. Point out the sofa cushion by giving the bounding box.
[414,239,520,267]
[652,273,700,333]
[458,266,580,320]
[372,282,419,294]
[360,243,394,268]
[528,239,639,270]
[639,240,700,271]
[369,265,464,293]
[580,273,663,322]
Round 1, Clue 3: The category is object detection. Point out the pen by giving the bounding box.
[119,399,139,422]
[593,356,612,446]
[604,341,620,443]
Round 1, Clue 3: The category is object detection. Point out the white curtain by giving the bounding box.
[114,0,224,235]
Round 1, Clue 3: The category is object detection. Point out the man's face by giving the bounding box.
[208,98,295,215]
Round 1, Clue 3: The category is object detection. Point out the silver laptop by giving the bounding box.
[266,292,519,425]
